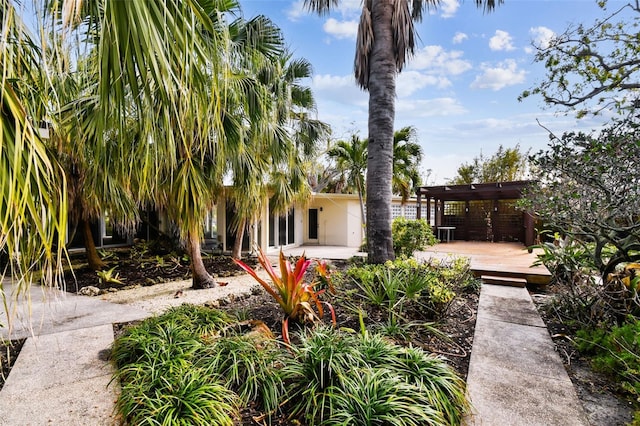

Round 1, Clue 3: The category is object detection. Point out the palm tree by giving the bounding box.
[1,1,66,296]
[160,11,287,288]
[57,1,291,288]
[392,126,422,204]
[304,0,501,263]
[327,134,368,228]
[228,52,329,259]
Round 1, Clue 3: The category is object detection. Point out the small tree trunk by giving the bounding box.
[232,218,246,260]
[81,218,106,271]
[188,228,216,289]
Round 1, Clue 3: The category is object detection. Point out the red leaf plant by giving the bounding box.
[233,248,336,344]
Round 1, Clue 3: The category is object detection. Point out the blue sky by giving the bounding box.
[241,0,616,184]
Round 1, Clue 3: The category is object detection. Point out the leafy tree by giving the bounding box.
[392,126,422,203]
[327,134,368,228]
[304,0,501,263]
[520,0,640,117]
[448,144,529,184]
[524,117,640,282]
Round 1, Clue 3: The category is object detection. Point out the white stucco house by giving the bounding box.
[75,192,423,254]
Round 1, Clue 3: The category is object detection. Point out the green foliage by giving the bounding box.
[392,217,437,257]
[526,119,640,284]
[112,306,240,425]
[531,232,597,287]
[96,266,124,285]
[116,366,238,426]
[533,233,640,327]
[196,334,288,417]
[345,258,458,324]
[112,305,470,426]
[285,326,469,425]
[576,320,640,402]
[233,248,335,343]
[448,144,529,185]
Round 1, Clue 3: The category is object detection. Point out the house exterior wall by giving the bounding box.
[304,194,363,247]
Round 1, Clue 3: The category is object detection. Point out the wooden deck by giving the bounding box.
[417,241,550,287]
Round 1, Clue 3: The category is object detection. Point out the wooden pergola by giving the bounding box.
[416,181,536,246]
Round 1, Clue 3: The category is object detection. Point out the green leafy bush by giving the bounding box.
[196,333,289,417]
[112,305,255,425]
[392,217,437,258]
[576,320,640,400]
[285,326,469,425]
[531,232,597,287]
[345,258,456,320]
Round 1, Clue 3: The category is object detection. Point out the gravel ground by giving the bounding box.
[99,270,270,315]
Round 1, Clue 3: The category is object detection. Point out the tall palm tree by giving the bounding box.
[392,126,422,204]
[160,11,287,288]
[304,0,501,263]
[228,52,328,259]
[327,134,368,228]
[57,1,288,288]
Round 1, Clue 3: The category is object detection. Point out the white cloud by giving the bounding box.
[489,30,515,51]
[409,45,472,76]
[452,32,468,44]
[470,60,526,91]
[529,26,555,50]
[396,97,467,117]
[286,0,306,21]
[397,71,450,97]
[311,74,367,106]
[323,18,358,40]
[334,0,362,18]
[439,0,460,18]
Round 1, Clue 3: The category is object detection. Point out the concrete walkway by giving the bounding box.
[0,243,588,425]
[464,284,589,425]
[0,283,150,426]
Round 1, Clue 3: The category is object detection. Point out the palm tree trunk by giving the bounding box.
[232,218,246,260]
[187,227,216,289]
[81,218,106,271]
[366,0,396,264]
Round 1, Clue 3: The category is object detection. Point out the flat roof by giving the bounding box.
[416,180,534,201]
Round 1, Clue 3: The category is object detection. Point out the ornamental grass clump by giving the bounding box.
[234,248,335,343]
[196,332,289,418]
[283,326,470,425]
[345,258,457,322]
[112,305,470,425]
[111,305,240,425]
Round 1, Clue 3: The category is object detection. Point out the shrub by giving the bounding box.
[345,258,456,320]
[576,320,640,399]
[112,305,276,425]
[112,306,470,426]
[531,232,597,288]
[234,248,335,343]
[284,326,469,425]
[116,366,239,426]
[112,307,240,425]
[196,333,289,417]
[392,217,437,258]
